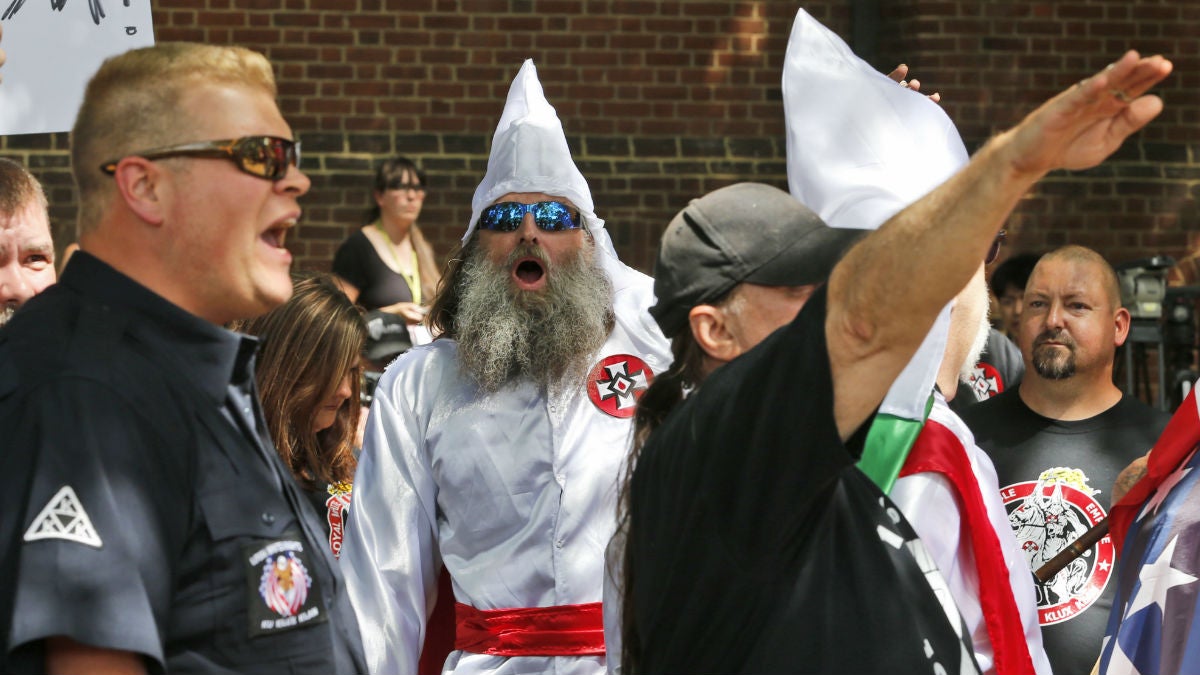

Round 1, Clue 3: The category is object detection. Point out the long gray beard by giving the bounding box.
[456,240,613,394]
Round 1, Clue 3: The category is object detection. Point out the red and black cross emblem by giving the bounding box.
[586,354,654,419]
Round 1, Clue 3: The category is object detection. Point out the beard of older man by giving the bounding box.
[455,238,613,393]
[959,280,994,386]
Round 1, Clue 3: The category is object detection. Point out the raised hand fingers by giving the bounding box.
[1079,51,1172,108]
[1005,51,1172,176]
[1108,95,1166,144]
[1110,54,1173,102]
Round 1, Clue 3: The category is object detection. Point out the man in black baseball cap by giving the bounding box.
[648,181,863,364]
[614,46,1172,674]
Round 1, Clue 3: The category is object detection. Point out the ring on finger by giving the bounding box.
[1110,88,1132,103]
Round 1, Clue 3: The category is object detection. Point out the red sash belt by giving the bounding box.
[454,601,606,657]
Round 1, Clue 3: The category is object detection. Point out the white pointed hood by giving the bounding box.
[463,60,618,257]
[783,9,970,421]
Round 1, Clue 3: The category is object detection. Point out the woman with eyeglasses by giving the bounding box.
[229,273,367,558]
[333,157,442,330]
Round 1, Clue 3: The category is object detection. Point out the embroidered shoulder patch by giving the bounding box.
[23,485,103,548]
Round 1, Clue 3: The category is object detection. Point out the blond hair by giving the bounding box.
[72,42,277,235]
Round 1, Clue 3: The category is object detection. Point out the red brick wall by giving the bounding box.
[2,0,1196,276]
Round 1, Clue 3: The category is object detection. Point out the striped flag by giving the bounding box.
[1100,382,1200,674]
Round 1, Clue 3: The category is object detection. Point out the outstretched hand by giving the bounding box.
[886,63,941,103]
[1004,51,1172,177]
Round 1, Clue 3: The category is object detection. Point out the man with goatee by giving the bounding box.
[338,60,671,675]
[963,245,1169,675]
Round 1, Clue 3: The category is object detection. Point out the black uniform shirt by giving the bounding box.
[0,252,366,674]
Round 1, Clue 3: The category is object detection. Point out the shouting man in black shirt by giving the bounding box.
[619,52,1172,675]
[0,44,366,674]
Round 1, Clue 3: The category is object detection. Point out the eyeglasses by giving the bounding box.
[384,180,425,193]
[100,135,301,182]
[478,201,582,233]
[986,229,1007,265]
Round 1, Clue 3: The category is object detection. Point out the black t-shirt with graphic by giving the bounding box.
[629,287,979,675]
[962,388,1169,675]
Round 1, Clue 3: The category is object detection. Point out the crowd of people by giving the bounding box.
[0,8,1195,675]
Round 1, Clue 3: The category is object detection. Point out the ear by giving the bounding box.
[111,157,167,227]
[1113,306,1132,347]
[374,190,386,207]
[688,304,743,365]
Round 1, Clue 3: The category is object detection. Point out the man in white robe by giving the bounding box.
[339,59,670,675]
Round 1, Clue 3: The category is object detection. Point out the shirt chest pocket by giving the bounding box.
[198,484,293,542]
[193,485,332,645]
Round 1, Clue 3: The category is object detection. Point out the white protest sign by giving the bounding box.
[0,0,154,136]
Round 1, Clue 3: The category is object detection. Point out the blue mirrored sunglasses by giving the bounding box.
[478,201,582,233]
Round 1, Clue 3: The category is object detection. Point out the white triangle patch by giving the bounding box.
[23,485,103,548]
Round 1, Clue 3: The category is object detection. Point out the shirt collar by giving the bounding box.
[60,251,259,402]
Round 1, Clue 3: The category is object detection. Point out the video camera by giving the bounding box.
[1117,256,1175,321]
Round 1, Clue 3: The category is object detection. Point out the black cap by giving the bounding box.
[649,182,866,338]
[363,310,414,366]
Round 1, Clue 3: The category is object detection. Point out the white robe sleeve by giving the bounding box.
[339,363,442,675]
[602,529,624,675]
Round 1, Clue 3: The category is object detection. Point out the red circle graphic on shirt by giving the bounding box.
[1001,479,1113,626]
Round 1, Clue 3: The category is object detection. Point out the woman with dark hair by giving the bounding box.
[230,273,367,557]
[333,156,442,327]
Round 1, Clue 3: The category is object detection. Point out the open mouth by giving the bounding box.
[512,257,546,289]
[261,217,297,252]
[262,225,289,248]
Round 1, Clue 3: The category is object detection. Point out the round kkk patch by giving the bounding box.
[586,354,654,418]
[1000,468,1114,626]
[966,361,1005,401]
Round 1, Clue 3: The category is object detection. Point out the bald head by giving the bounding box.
[1034,245,1122,310]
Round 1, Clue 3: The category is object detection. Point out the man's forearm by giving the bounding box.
[829,132,1035,355]
[827,50,1172,436]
